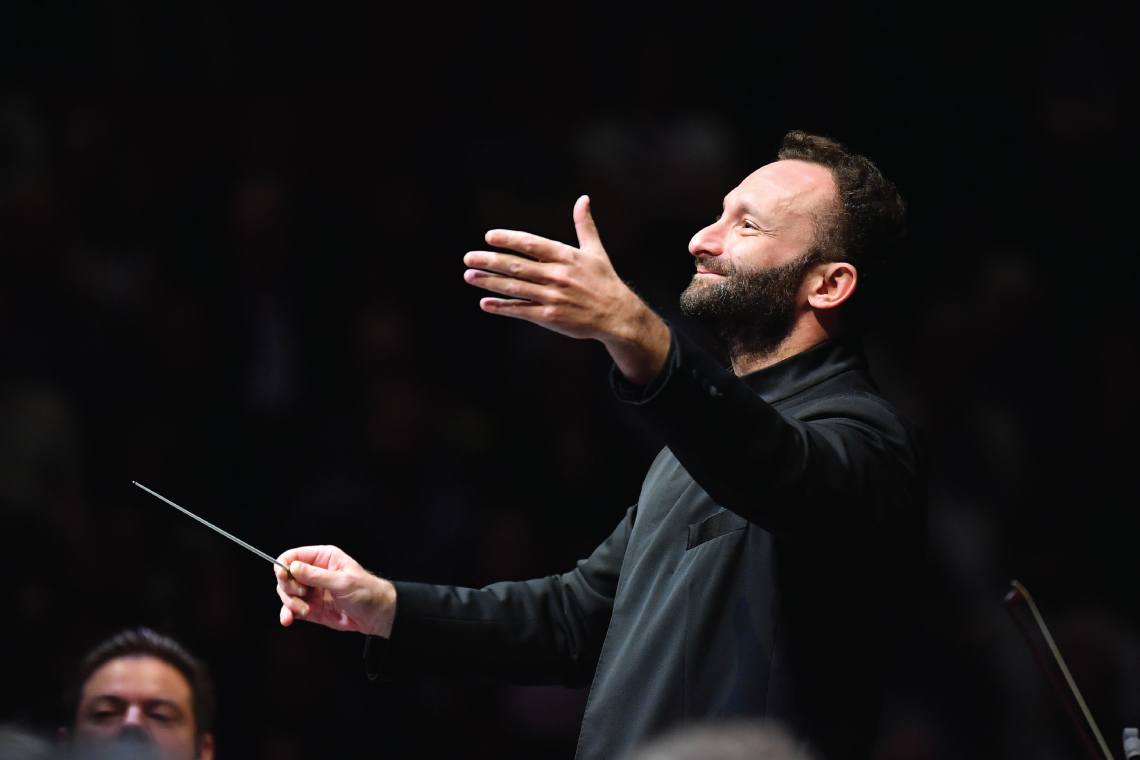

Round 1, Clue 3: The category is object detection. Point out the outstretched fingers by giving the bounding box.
[484,229,573,262]
[573,195,601,250]
[463,269,559,303]
[463,251,559,284]
[479,297,557,323]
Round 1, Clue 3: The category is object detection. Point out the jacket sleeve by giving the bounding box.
[366,505,635,687]
[612,326,924,541]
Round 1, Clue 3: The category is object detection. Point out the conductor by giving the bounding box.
[272,131,925,759]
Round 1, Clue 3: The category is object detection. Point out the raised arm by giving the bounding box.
[463,195,670,385]
[463,197,923,540]
[613,328,925,539]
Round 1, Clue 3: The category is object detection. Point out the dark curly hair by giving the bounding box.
[777,130,906,324]
[67,628,215,742]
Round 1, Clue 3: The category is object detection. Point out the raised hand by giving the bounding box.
[274,545,397,638]
[463,195,670,384]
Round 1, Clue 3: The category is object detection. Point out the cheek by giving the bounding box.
[150,719,194,737]
[740,240,803,272]
[147,723,198,756]
[722,241,770,273]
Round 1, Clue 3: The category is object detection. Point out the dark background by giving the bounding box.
[2,2,1139,758]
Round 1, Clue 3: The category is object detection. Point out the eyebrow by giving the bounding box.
[86,696,185,714]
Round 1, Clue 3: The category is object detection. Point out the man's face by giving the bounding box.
[74,655,210,760]
[680,159,838,351]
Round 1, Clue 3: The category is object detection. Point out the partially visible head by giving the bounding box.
[67,629,215,760]
[630,719,815,760]
[681,130,905,357]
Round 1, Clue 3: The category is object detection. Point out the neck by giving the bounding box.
[728,314,836,376]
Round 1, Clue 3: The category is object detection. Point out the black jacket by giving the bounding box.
[372,328,926,759]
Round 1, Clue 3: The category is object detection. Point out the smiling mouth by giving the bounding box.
[694,258,726,275]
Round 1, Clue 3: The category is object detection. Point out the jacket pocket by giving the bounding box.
[686,509,749,550]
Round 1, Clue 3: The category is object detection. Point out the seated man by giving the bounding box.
[64,628,215,760]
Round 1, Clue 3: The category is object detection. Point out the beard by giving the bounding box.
[679,252,819,358]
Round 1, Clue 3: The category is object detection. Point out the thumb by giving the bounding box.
[573,195,601,250]
[289,560,340,590]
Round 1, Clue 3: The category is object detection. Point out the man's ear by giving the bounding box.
[197,732,216,760]
[805,261,857,311]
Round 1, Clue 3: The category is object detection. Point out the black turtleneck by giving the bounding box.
[375,325,926,760]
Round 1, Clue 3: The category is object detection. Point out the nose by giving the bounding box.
[688,220,723,258]
[122,704,145,727]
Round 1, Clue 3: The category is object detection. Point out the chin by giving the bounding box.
[681,277,711,297]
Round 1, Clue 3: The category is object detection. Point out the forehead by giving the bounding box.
[727,159,837,220]
[81,655,193,707]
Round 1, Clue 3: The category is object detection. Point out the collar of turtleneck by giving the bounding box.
[738,337,869,405]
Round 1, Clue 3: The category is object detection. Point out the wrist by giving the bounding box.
[369,577,397,639]
[601,297,670,386]
[599,289,649,347]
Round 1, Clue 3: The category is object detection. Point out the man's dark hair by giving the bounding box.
[67,628,215,739]
[777,130,906,324]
